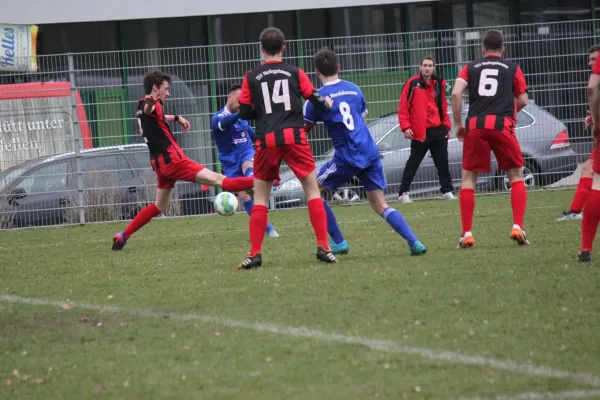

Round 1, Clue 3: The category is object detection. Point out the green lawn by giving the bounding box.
[1,190,599,400]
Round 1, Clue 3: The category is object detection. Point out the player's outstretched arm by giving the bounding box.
[215,113,241,131]
[165,115,191,133]
[297,68,332,112]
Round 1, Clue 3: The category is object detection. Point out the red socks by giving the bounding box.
[459,188,475,235]
[125,204,161,238]
[581,190,600,252]
[222,177,254,193]
[249,205,268,256]
[307,198,329,249]
[570,177,592,214]
[510,180,527,229]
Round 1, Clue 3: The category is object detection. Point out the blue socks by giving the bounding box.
[323,199,345,245]
[382,207,418,246]
[243,198,273,231]
[243,167,254,177]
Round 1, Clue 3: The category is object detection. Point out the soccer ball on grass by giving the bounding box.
[213,192,239,216]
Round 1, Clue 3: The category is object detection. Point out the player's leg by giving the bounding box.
[458,129,489,248]
[238,147,280,270]
[428,134,455,199]
[316,159,353,255]
[579,146,600,262]
[398,140,429,203]
[358,157,426,255]
[557,157,594,221]
[491,130,529,245]
[284,143,338,264]
[112,186,172,250]
[240,159,279,238]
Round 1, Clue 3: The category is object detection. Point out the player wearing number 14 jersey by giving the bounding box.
[451,30,529,249]
[236,27,339,269]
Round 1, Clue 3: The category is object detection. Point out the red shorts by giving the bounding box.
[254,143,316,182]
[463,128,524,172]
[154,157,205,189]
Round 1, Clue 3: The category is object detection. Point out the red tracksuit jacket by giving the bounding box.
[398,74,451,141]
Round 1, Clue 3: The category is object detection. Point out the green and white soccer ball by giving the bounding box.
[213,192,238,216]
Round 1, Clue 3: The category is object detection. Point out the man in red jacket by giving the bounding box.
[398,56,455,203]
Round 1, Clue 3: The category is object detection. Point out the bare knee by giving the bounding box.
[582,159,594,177]
[237,191,251,201]
[506,167,524,184]
[154,199,170,213]
[461,170,478,190]
[300,171,321,201]
[367,190,388,215]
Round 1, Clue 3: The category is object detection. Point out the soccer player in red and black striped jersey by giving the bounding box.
[111,70,254,250]
[236,27,338,269]
[578,51,600,262]
[451,30,530,249]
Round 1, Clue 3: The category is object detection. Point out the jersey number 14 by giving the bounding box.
[262,80,291,114]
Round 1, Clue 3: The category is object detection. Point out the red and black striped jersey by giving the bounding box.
[239,60,315,148]
[136,100,184,164]
[457,55,527,132]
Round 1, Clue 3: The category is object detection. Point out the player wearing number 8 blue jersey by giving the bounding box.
[304,49,426,256]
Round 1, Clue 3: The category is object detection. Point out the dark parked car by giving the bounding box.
[0,144,214,228]
[272,101,580,208]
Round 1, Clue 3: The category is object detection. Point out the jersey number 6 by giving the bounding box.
[261,79,291,114]
[478,69,499,97]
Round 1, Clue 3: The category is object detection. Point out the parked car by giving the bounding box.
[0,144,215,228]
[272,101,579,208]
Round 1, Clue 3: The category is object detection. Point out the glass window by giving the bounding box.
[473,1,510,27]
[16,162,68,195]
[299,9,326,38]
[452,4,468,29]
[517,111,535,127]
[81,155,134,180]
[519,0,591,23]
[407,4,433,31]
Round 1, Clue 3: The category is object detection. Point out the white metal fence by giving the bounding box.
[0,20,597,229]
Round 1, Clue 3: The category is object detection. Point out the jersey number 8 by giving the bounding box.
[339,101,355,131]
[261,79,291,114]
[478,68,499,97]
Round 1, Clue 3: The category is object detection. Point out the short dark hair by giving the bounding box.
[314,49,339,77]
[589,44,600,54]
[228,84,242,93]
[421,56,435,66]
[483,30,504,52]
[143,70,171,95]
[260,27,285,55]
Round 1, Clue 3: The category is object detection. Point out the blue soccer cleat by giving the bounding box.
[266,226,280,238]
[112,231,127,251]
[329,240,349,255]
[409,240,426,256]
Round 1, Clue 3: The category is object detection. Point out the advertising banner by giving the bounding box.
[0,24,38,73]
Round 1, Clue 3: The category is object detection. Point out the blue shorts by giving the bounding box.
[317,157,387,192]
[220,149,255,178]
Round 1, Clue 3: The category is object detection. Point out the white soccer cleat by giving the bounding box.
[399,192,413,203]
[266,227,280,238]
[556,211,582,222]
[441,192,456,200]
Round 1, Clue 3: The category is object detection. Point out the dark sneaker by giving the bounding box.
[238,253,262,270]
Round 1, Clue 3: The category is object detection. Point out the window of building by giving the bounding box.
[519,0,591,23]
[473,1,510,27]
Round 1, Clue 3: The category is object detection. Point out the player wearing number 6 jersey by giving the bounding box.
[236,27,338,270]
[451,30,529,249]
[304,50,426,256]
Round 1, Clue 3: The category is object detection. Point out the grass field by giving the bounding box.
[1,190,599,400]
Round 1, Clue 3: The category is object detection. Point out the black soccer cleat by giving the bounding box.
[238,253,262,270]
[316,247,340,264]
[578,251,592,263]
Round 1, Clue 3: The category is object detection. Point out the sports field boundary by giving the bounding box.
[1,294,598,388]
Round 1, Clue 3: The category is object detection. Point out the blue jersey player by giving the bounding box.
[211,84,279,238]
[304,50,426,256]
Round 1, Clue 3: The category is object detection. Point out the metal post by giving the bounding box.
[68,54,86,225]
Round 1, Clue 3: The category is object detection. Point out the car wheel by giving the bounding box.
[501,159,539,191]
[331,185,364,203]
